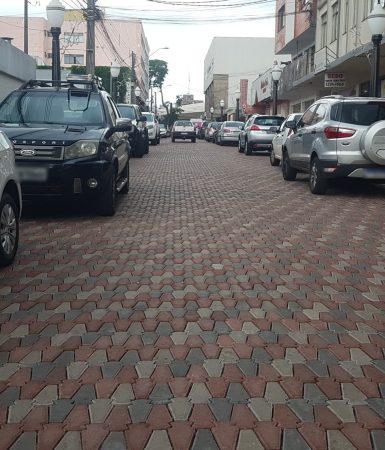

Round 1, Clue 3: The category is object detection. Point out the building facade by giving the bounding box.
[204,37,289,120]
[0,9,150,101]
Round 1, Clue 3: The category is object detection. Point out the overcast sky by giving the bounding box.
[1,0,276,103]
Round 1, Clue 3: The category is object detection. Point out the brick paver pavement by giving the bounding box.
[1,139,385,449]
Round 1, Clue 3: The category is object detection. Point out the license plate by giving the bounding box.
[363,168,385,179]
[17,166,48,182]
[181,132,188,135]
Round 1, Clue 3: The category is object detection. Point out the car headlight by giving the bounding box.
[64,141,98,159]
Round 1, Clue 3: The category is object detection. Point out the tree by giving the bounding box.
[149,59,172,121]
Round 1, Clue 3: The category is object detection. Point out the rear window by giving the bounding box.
[254,116,284,127]
[117,105,136,119]
[225,121,244,127]
[332,102,385,125]
[175,121,192,126]
[211,123,222,129]
[142,113,155,122]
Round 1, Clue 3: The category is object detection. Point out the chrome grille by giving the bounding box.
[14,145,64,160]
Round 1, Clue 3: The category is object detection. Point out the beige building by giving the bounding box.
[0,9,149,100]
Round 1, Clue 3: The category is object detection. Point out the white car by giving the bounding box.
[270,113,303,166]
[142,112,160,145]
[0,131,22,266]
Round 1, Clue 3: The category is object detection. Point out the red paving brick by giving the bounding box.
[1,141,385,448]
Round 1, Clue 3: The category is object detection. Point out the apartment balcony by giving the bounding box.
[278,53,314,93]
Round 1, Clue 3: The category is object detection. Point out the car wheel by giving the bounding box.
[282,151,297,181]
[0,193,19,267]
[245,140,252,155]
[192,138,196,143]
[121,161,129,195]
[238,138,244,153]
[144,136,149,154]
[98,168,116,216]
[270,149,280,166]
[309,156,328,194]
[157,135,160,144]
[172,136,175,142]
[219,136,223,146]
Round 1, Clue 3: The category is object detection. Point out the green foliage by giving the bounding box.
[149,59,168,88]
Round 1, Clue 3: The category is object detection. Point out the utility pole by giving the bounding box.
[24,0,28,54]
[131,51,136,103]
[86,0,95,75]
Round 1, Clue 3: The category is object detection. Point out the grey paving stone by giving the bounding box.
[100,432,127,450]
[20,335,40,347]
[328,323,348,333]
[251,348,272,364]
[169,360,190,377]
[186,301,199,311]
[276,309,293,319]
[134,301,147,311]
[379,384,385,398]
[65,310,82,321]
[258,331,278,343]
[40,324,59,337]
[200,332,218,344]
[288,302,302,311]
[213,322,231,334]
[149,384,173,405]
[172,308,186,318]
[271,323,290,334]
[187,349,206,365]
[31,362,55,380]
[0,352,9,365]
[306,361,330,378]
[227,383,249,404]
[81,333,100,345]
[237,359,258,377]
[120,350,140,365]
[129,400,152,423]
[0,386,20,407]
[288,399,314,422]
[98,323,116,335]
[101,362,122,378]
[367,399,385,420]
[54,351,75,367]
[318,331,339,344]
[156,323,173,336]
[209,398,233,421]
[49,399,74,422]
[10,432,36,450]
[373,360,385,374]
[371,431,385,450]
[282,429,311,450]
[72,385,96,405]
[191,430,219,450]
[318,349,339,365]
[304,384,328,405]
[224,308,239,318]
[118,309,133,319]
[235,301,249,311]
[141,332,159,345]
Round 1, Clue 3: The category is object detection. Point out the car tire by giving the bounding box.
[172,136,175,142]
[0,193,19,267]
[192,138,196,143]
[309,156,328,194]
[282,151,297,181]
[219,136,223,146]
[157,135,160,144]
[238,138,244,153]
[245,140,252,155]
[121,162,129,195]
[98,168,116,216]
[144,136,149,154]
[270,149,280,166]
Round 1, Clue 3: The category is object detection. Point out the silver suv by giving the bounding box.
[283,96,385,194]
[0,131,22,266]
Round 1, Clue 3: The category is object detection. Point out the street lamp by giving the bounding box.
[220,99,225,121]
[135,86,141,105]
[149,47,169,58]
[271,61,283,115]
[110,65,120,102]
[235,89,240,121]
[210,106,214,121]
[367,1,385,97]
[46,0,65,83]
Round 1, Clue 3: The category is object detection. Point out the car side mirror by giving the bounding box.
[138,116,147,122]
[285,120,297,130]
[106,118,132,138]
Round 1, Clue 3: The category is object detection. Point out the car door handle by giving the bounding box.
[297,133,303,137]
[311,130,317,134]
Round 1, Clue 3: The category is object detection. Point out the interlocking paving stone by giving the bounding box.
[100,432,127,450]
[168,397,192,421]
[327,430,356,450]
[9,432,36,450]
[288,399,314,422]
[149,384,173,405]
[282,429,311,450]
[0,387,20,407]
[209,398,233,421]
[191,429,219,450]
[128,400,152,424]
[371,430,385,450]
[227,383,249,404]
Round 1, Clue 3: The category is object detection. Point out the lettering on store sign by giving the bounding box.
[325,73,345,88]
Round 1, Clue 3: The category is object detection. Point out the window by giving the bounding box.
[301,104,318,126]
[311,104,327,125]
[64,32,84,44]
[352,0,358,27]
[292,103,302,113]
[344,0,349,33]
[331,3,339,42]
[320,13,327,47]
[303,99,315,110]
[64,54,84,65]
[278,5,285,31]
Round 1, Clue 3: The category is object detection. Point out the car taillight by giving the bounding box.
[224,128,230,132]
[250,125,261,131]
[324,127,356,139]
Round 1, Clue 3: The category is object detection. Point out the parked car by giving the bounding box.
[191,118,203,135]
[270,113,303,166]
[216,121,244,146]
[0,131,22,267]
[171,120,196,142]
[197,120,211,139]
[117,103,149,156]
[205,122,222,142]
[0,75,132,216]
[142,112,160,145]
[282,95,385,194]
[238,114,285,155]
[159,123,169,138]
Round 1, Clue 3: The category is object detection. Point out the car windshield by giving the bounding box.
[212,123,222,129]
[142,113,154,122]
[224,121,243,127]
[117,105,136,119]
[254,117,284,127]
[333,102,385,126]
[0,91,105,126]
[159,124,166,129]
[175,121,192,126]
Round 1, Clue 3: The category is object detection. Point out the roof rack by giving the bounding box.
[320,95,344,99]
[19,75,105,92]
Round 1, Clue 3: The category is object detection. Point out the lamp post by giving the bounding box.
[110,65,120,102]
[220,99,224,121]
[271,61,283,115]
[46,0,65,83]
[367,1,385,97]
[210,106,214,121]
[135,86,141,105]
[235,90,240,121]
